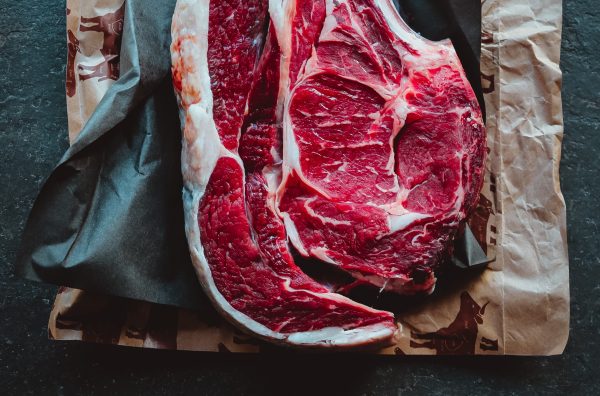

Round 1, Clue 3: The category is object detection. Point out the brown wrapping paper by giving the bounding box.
[48,0,569,355]
[65,0,125,142]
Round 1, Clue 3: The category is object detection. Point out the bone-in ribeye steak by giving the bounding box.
[171,0,486,348]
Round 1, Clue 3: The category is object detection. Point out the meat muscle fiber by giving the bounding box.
[171,0,485,348]
[278,0,486,294]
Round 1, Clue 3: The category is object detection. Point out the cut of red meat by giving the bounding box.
[171,0,485,348]
[278,0,486,294]
[199,156,394,338]
[172,0,397,348]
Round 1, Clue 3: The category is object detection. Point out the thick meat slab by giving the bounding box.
[277,0,486,294]
[172,0,396,348]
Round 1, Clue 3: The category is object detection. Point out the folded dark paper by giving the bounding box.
[16,0,487,310]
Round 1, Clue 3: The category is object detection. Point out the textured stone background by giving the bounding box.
[0,1,598,394]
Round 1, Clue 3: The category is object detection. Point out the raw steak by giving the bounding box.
[277,0,486,294]
[171,0,397,348]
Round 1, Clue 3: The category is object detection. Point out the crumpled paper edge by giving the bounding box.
[491,0,569,355]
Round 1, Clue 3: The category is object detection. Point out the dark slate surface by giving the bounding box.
[0,0,597,394]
